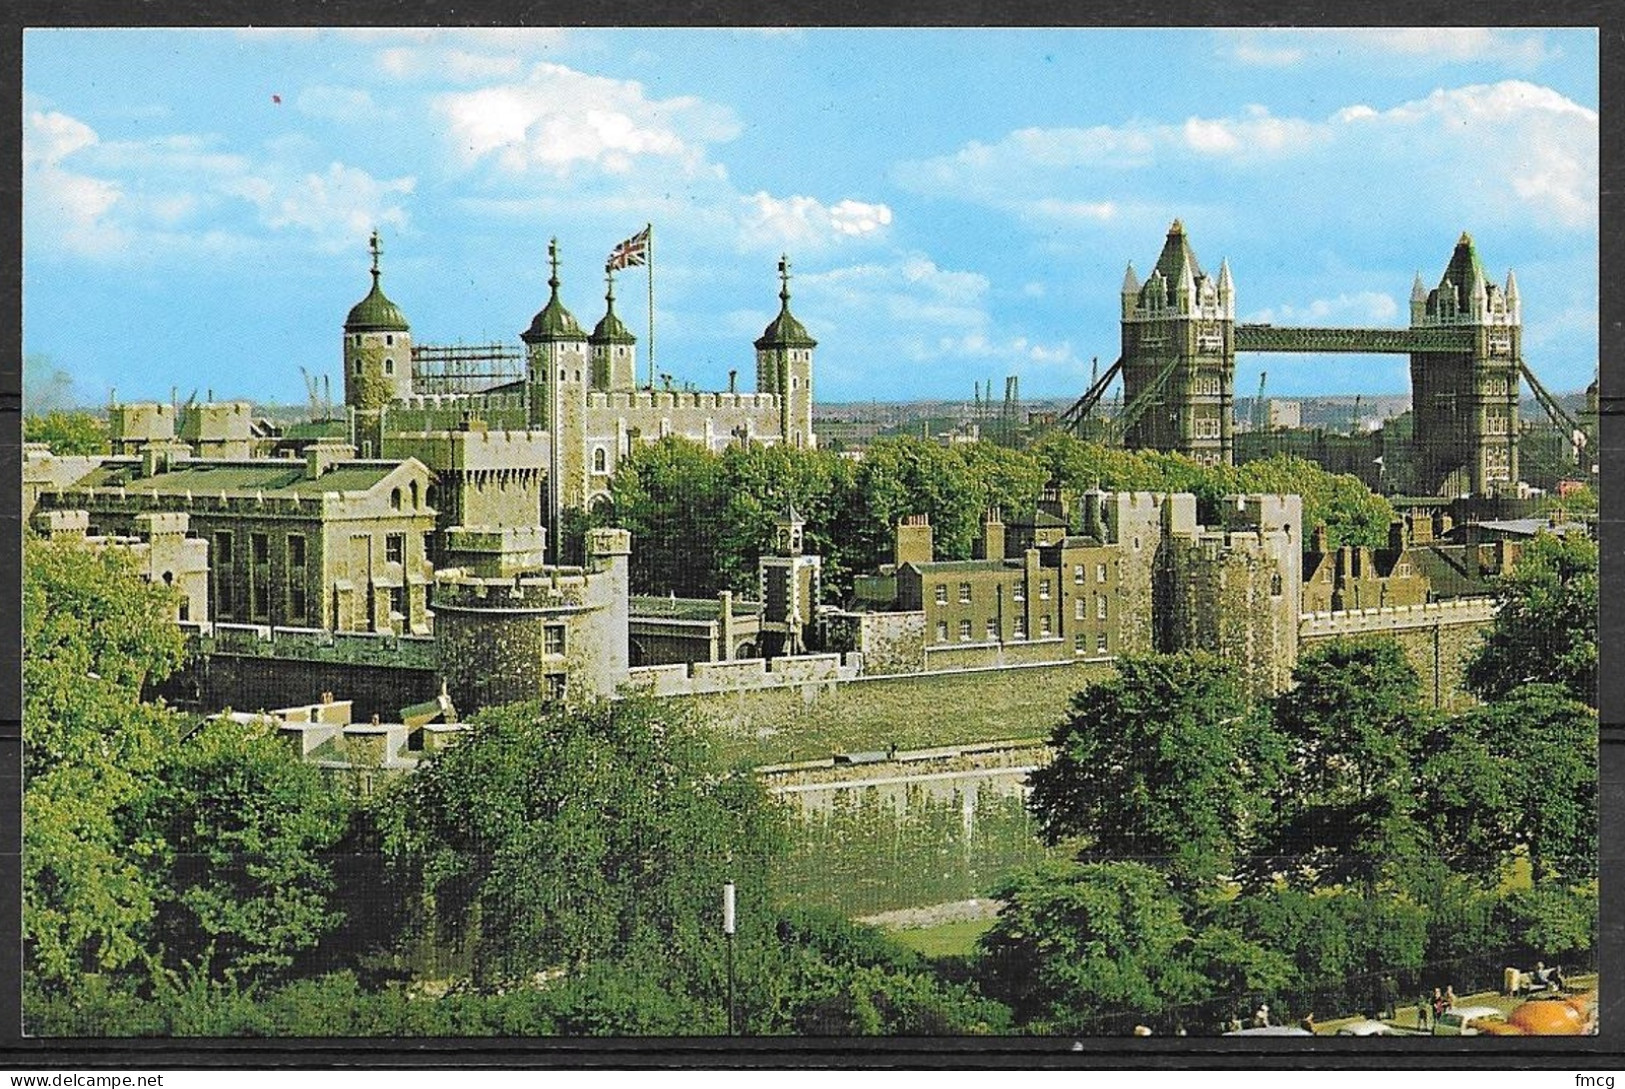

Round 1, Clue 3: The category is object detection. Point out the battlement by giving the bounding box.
[132,510,190,538]
[586,390,778,412]
[623,651,862,697]
[1210,493,1303,536]
[1299,596,1498,638]
[431,568,604,612]
[383,427,550,470]
[197,622,439,670]
[181,400,254,441]
[393,391,527,412]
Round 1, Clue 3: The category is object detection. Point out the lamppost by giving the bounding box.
[723,880,736,1036]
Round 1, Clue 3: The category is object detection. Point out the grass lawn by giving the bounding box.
[887,918,997,959]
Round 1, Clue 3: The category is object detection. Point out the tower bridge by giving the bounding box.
[1059,221,1586,498]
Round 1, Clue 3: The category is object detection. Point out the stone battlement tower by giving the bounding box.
[1120,220,1236,465]
[343,230,414,456]
[1409,232,1522,496]
[754,255,817,449]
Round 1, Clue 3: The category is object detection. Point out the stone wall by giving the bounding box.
[1299,598,1495,709]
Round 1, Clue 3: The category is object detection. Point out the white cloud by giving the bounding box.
[1224,28,1558,69]
[896,80,1595,235]
[23,106,417,261]
[739,192,892,248]
[224,162,416,249]
[1248,291,1399,326]
[434,62,739,177]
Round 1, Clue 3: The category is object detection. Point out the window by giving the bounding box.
[958,582,972,604]
[409,481,419,508]
[390,487,402,511]
[287,535,306,570]
[544,625,566,656]
[386,334,394,347]
[986,618,998,641]
[354,358,362,375]
[1075,599,1086,620]
[250,533,269,566]
[250,581,267,619]
[1097,595,1109,621]
[1270,572,1284,597]
[385,533,405,565]
[217,580,234,617]
[935,620,948,643]
[1074,564,1084,584]
[1097,632,1109,652]
[593,447,608,473]
[1039,579,1051,601]
[958,619,972,642]
[1040,615,1053,636]
[546,674,567,702]
[384,358,394,375]
[934,584,948,605]
[216,531,234,566]
[1013,615,1027,639]
[1013,583,1025,602]
[388,584,406,619]
[1075,633,1087,653]
[288,583,307,623]
[1097,563,1108,583]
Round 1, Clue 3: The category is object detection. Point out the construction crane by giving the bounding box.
[1253,371,1268,433]
[300,366,324,421]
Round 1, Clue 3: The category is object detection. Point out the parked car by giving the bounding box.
[1433,1005,1508,1035]
[1336,1019,1396,1036]
[1222,1026,1315,1036]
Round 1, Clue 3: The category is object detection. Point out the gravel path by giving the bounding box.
[857,898,1003,930]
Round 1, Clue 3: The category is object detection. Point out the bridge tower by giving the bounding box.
[1119,220,1236,464]
[1409,233,1521,497]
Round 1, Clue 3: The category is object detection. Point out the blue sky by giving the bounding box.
[22,27,1598,409]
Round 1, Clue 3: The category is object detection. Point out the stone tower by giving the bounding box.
[343,230,412,456]
[1409,232,1522,497]
[589,268,638,392]
[754,255,817,449]
[521,239,590,556]
[1120,220,1236,464]
[758,503,821,657]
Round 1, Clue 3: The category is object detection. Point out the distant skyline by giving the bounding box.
[23,27,1599,410]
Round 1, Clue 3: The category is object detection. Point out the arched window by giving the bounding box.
[354,358,363,375]
[593,447,607,473]
[384,358,394,375]
[409,480,419,508]
[390,487,402,510]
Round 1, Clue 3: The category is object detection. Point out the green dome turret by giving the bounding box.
[755,254,818,350]
[345,230,410,332]
[590,270,636,345]
[523,238,587,344]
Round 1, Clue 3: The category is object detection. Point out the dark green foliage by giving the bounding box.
[25,409,109,455]
[1258,639,1429,890]
[1466,533,1597,706]
[396,697,785,988]
[1029,653,1278,890]
[977,860,1204,1032]
[136,717,353,985]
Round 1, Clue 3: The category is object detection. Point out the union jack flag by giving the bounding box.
[606,226,650,271]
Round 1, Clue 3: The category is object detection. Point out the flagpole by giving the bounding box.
[646,221,655,390]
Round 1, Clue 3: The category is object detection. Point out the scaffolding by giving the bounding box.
[410,343,525,395]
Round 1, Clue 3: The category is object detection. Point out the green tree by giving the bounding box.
[25,409,109,455]
[23,535,187,991]
[135,716,353,984]
[976,860,1204,1032]
[1466,533,1597,706]
[1028,653,1280,891]
[1423,684,1595,886]
[1256,639,1429,891]
[396,697,784,992]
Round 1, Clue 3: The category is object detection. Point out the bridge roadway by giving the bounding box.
[1233,323,1477,354]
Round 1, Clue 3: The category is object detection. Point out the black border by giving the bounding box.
[0,3,1618,1070]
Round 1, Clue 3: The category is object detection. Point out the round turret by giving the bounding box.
[343,230,413,415]
[523,238,587,345]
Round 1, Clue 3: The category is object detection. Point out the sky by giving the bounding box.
[21,27,1599,411]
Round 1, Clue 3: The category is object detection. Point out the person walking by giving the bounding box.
[1418,991,1432,1032]
[1444,985,1458,1010]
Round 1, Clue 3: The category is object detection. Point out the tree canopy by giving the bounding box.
[1466,533,1597,706]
